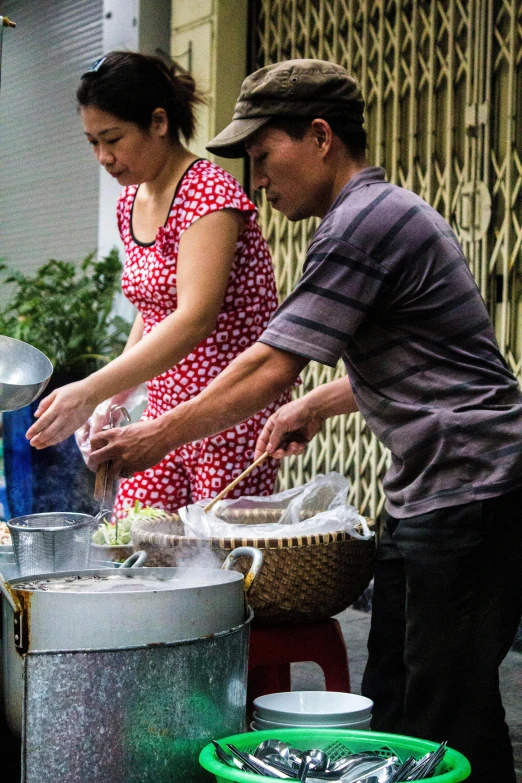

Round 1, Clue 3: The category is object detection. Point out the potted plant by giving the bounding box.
[0,249,131,520]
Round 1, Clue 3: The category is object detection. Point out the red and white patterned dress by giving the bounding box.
[112,159,289,516]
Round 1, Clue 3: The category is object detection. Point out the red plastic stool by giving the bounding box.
[247,618,351,719]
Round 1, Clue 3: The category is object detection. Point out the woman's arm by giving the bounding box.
[123,312,144,352]
[75,312,146,444]
[27,209,245,448]
[105,312,145,409]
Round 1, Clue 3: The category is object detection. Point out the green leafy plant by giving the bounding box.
[92,503,171,546]
[0,249,131,377]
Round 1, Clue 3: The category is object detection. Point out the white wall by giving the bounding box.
[98,0,171,320]
[0,0,103,293]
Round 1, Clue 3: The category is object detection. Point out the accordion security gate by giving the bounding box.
[250,0,522,518]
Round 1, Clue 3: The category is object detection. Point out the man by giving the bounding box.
[85,60,520,780]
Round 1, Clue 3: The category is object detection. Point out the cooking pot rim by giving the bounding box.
[7,565,245,593]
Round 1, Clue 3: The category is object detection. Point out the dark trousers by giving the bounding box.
[361,488,522,783]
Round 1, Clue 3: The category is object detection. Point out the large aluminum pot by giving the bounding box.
[0,546,262,736]
[0,551,147,709]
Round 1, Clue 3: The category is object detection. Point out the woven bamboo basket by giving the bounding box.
[131,507,376,626]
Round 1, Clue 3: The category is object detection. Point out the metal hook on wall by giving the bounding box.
[0,16,16,93]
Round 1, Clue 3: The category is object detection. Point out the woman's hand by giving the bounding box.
[74,397,117,466]
[254,397,325,459]
[25,380,99,449]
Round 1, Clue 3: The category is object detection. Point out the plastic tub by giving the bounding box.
[199,728,471,783]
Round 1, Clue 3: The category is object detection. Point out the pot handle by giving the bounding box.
[0,572,23,615]
[120,550,147,569]
[221,546,263,593]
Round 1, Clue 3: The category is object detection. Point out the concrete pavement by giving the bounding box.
[292,607,522,783]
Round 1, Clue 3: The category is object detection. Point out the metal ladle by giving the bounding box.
[0,336,53,412]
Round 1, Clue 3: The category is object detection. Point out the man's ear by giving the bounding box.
[150,107,169,138]
[310,118,333,156]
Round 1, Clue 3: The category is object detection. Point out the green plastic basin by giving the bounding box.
[199,727,471,783]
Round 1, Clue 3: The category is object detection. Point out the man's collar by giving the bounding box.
[326,166,387,216]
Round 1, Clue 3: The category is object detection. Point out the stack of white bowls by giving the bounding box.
[251,691,373,731]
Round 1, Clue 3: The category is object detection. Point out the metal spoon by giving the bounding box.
[339,757,399,783]
[298,755,312,782]
[350,777,380,783]
[255,740,292,760]
[255,740,294,769]
[261,759,351,781]
[227,744,296,779]
[304,749,329,773]
[328,754,381,773]
[287,758,383,782]
[255,753,298,776]
[212,740,243,770]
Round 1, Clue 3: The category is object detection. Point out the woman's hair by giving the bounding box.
[77,51,204,143]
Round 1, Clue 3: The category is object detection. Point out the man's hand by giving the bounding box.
[88,418,170,479]
[255,396,325,459]
[254,376,359,459]
[88,343,308,478]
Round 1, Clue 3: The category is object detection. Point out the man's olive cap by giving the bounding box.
[206,59,365,158]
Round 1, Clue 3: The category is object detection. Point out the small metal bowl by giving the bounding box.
[0,335,53,411]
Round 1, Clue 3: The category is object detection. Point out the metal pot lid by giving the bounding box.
[10,566,243,594]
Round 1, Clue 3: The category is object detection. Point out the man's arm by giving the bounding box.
[88,343,308,478]
[254,375,358,459]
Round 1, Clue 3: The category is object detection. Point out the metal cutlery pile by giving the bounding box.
[212,738,448,782]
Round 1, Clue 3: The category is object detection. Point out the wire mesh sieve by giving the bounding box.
[7,513,95,576]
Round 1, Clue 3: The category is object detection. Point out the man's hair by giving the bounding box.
[267,116,367,159]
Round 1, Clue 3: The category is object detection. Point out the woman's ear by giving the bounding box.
[150,107,169,138]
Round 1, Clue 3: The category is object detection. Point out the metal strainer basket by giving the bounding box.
[7,513,95,576]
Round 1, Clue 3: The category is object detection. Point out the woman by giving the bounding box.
[26,51,289,514]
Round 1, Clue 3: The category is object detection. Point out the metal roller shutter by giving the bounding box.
[0,0,103,298]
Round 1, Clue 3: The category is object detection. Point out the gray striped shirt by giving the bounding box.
[260,167,522,517]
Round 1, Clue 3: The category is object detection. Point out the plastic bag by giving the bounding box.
[75,383,148,466]
[178,472,373,540]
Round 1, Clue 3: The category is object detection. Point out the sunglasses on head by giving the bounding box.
[81,56,106,78]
